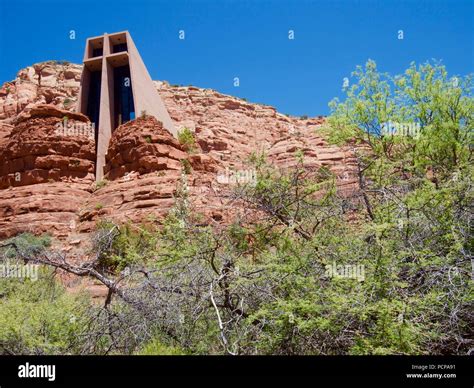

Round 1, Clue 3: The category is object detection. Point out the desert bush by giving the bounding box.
[0,267,92,355]
[178,127,197,153]
[0,233,51,259]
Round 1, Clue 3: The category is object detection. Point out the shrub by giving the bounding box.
[0,267,92,355]
[136,337,186,355]
[1,60,470,357]
[94,180,108,191]
[53,60,71,65]
[177,127,197,153]
[0,233,51,259]
[93,221,157,272]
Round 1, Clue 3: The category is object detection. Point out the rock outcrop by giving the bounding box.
[0,61,81,122]
[0,105,94,189]
[104,116,189,180]
[0,62,358,242]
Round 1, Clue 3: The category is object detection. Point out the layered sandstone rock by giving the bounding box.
[0,62,358,241]
[0,104,95,189]
[104,116,189,180]
[158,82,358,190]
[0,182,91,238]
[77,116,226,233]
[0,104,95,238]
[0,61,81,122]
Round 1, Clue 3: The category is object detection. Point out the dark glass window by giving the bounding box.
[86,71,102,150]
[92,47,103,57]
[113,43,127,53]
[113,65,135,129]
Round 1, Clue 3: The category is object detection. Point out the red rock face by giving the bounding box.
[0,182,92,239]
[0,104,95,238]
[0,61,82,122]
[0,62,358,242]
[0,105,95,189]
[76,115,226,234]
[104,116,188,180]
[158,82,358,188]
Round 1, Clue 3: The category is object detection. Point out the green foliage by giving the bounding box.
[94,221,157,272]
[325,59,473,180]
[178,127,197,153]
[94,179,108,191]
[0,267,91,355]
[54,60,71,65]
[247,150,267,168]
[307,60,474,355]
[136,337,186,355]
[0,233,51,259]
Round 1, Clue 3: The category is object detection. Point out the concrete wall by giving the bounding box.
[126,32,177,137]
[96,40,113,181]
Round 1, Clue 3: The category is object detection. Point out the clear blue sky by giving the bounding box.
[0,0,472,116]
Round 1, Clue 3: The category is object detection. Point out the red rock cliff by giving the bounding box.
[0,62,358,243]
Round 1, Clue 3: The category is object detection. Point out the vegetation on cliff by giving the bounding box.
[0,61,472,355]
